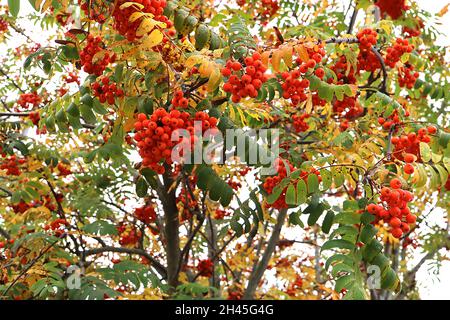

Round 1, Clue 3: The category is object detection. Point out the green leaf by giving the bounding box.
[307,174,319,194]
[136,176,148,198]
[321,239,355,252]
[335,274,355,293]
[419,142,431,162]
[8,0,20,17]
[322,210,335,234]
[320,169,332,190]
[296,179,307,204]
[83,221,118,236]
[360,224,377,244]
[325,253,353,270]
[285,183,296,205]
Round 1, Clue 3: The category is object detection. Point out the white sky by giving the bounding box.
[0,0,449,300]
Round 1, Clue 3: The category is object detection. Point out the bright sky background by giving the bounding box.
[0,0,449,299]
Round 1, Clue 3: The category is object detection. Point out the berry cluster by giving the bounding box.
[286,275,303,297]
[0,18,8,32]
[366,178,415,239]
[17,93,41,110]
[385,38,414,68]
[377,106,409,130]
[391,127,433,163]
[29,111,40,126]
[356,28,380,72]
[79,0,107,24]
[292,114,310,133]
[117,223,141,246]
[397,64,419,89]
[57,163,72,176]
[236,0,279,26]
[11,200,33,214]
[63,72,80,85]
[196,259,214,277]
[0,155,26,176]
[280,69,310,106]
[263,159,322,209]
[375,0,408,20]
[134,204,157,224]
[330,56,356,85]
[45,219,69,238]
[222,52,268,103]
[91,76,124,104]
[171,90,189,108]
[80,35,115,76]
[213,209,231,220]
[176,179,198,221]
[112,0,171,42]
[333,96,363,120]
[134,110,218,174]
[403,19,424,38]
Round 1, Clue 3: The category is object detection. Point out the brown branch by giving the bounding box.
[84,246,167,279]
[370,46,388,93]
[243,208,287,299]
[347,5,358,34]
[0,67,26,94]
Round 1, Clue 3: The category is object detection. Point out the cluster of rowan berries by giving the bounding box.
[17,92,41,110]
[79,0,107,24]
[222,52,268,103]
[57,162,72,176]
[213,209,231,220]
[91,76,124,104]
[227,179,242,191]
[0,155,26,176]
[286,275,303,297]
[356,28,380,72]
[177,184,197,222]
[112,0,172,42]
[397,64,419,88]
[377,107,408,130]
[80,35,115,76]
[385,38,414,68]
[63,72,80,85]
[391,127,434,165]
[330,56,357,85]
[280,69,310,106]
[333,97,363,120]
[117,223,141,246]
[236,0,279,25]
[375,0,408,20]
[0,18,8,32]
[29,111,40,126]
[44,219,69,238]
[134,204,157,224]
[292,114,310,133]
[263,158,295,209]
[171,90,189,108]
[366,178,416,238]
[10,200,33,214]
[196,259,214,277]
[134,110,218,174]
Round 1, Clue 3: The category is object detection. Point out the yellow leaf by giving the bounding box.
[261,51,270,67]
[207,66,222,92]
[120,2,144,10]
[271,49,282,72]
[136,17,157,37]
[141,29,164,48]
[294,44,309,63]
[437,3,449,16]
[281,46,293,68]
[129,12,146,23]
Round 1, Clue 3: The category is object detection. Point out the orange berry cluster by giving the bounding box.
[333,97,363,120]
[117,223,141,246]
[57,163,72,176]
[29,111,40,126]
[17,92,41,110]
[91,76,124,104]
[134,204,157,224]
[45,219,69,238]
[63,72,80,85]
[177,180,198,222]
[280,69,310,106]
[356,28,380,72]
[10,201,33,214]
[222,52,268,103]
[80,35,115,76]
[397,64,419,89]
[391,127,433,163]
[366,178,415,239]
[79,0,107,24]
[375,0,408,20]
[197,259,214,277]
[134,110,218,174]
[112,0,171,42]
[385,38,414,68]
[292,114,310,133]
[377,107,409,130]
[330,56,356,85]
[0,155,26,176]
[171,90,189,108]
[0,18,8,32]
[263,159,322,209]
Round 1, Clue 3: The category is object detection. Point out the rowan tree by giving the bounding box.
[0,0,449,300]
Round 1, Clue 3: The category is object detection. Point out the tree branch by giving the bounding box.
[243,208,287,299]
